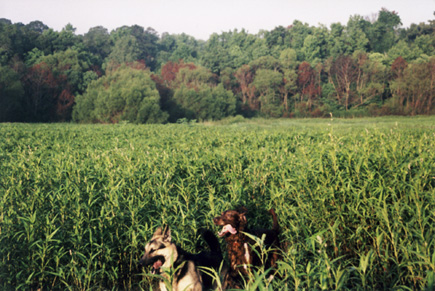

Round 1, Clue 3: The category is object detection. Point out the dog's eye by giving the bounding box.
[149,244,165,254]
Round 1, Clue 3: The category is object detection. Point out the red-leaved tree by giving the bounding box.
[297,61,321,111]
[24,62,66,121]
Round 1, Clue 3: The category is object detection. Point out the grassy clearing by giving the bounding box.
[1,117,434,290]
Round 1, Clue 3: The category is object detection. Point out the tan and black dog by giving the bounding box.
[139,226,224,291]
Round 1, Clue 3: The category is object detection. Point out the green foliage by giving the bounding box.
[53,24,78,51]
[302,27,328,64]
[104,35,141,70]
[22,48,95,121]
[368,9,402,53]
[414,34,435,56]
[253,69,284,117]
[108,25,159,70]
[287,20,313,53]
[200,29,260,74]
[174,66,214,88]
[387,40,423,65]
[0,8,434,122]
[0,64,25,121]
[1,117,435,290]
[346,15,370,53]
[24,47,45,67]
[279,48,298,69]
[163,64,237,121]
[173,83,236,121]
[38,48,91,94]
[389,57,435,115]
[82,26,112,63]
[253,69,282,92]
[73,63,168,123]
[353,51,386,107]
[157,33,199,67]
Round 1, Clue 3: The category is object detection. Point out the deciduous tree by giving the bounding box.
[368,8,402,53]
[352,51,386,107]
[279,49,298,112]
[73,62,168,123]
[234,64,257,111]
[0,64,25,121]
[173,83,236,120]
[253,68,283,116]
[23,62,61,121]
[297,61,321,111]
[327,56,358,110]
[390,57,435,114]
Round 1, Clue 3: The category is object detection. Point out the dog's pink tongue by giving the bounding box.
[153,260,162,270]
[218,224,237,237]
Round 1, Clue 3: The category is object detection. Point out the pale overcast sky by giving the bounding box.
[1,0,434,40]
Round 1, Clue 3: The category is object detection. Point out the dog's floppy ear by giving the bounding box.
[234,206,248,228]
[239,212,247,227]
[237,206,248,215]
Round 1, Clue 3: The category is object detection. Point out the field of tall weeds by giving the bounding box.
[0,117,434,290]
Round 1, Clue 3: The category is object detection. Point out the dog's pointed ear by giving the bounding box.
[162,227,172,242]
[152,226,163,238]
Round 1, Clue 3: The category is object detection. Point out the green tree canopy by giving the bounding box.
[369,8,402,53]
[0,64,25,121]
[83,26,111,67]
[169,64,236,120]
[173,83,236,121]
[73,62,168,123]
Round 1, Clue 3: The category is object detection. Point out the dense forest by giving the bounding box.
[1,8,434,123]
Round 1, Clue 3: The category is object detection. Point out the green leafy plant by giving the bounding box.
[0,117,434,289]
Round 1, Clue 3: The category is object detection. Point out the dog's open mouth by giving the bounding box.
[218,224,238,237]
[140,255,165,274]
[152,259,163,274]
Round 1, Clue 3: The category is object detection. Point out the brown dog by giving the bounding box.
[213,207,280,289]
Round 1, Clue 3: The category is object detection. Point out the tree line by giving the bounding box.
[0,8,434,123]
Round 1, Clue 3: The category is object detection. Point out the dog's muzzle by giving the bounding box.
[218,224,238,237]
[139,255,165,273]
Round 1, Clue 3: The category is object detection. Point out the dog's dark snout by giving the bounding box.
[139,254,148,267]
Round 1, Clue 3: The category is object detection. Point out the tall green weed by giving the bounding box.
[0,117,434,289]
